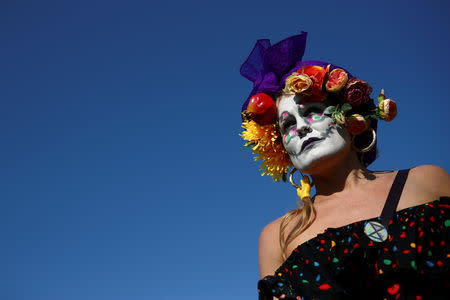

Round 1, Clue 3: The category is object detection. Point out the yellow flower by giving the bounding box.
[241,120,292,182]
[284,73,312,94]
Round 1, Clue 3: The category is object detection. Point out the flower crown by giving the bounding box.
[240,32,397,182]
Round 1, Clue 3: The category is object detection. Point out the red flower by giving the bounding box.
[346,114,368,135]
[342,78,372,107]
[298,65,328,102]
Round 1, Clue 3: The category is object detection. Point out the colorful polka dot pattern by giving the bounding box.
[257,197,449,300]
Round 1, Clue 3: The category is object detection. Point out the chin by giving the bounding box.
[290,133,351,175]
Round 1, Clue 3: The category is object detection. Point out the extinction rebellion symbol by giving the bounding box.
[364,221,388,242]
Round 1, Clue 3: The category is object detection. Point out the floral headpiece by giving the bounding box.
[240,32,397,182]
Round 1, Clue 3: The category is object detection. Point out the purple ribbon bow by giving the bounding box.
[240,31,353,113]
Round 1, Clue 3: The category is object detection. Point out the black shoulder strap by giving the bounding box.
[380,169,410,226]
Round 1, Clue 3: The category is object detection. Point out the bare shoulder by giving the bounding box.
[258,217,284,279]
[409,165,450,197]
[399,165,450,209]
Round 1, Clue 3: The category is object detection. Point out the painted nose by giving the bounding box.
[297,125,312,138]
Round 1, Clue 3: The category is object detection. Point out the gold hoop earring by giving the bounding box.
[289,168,312,203]
[352,128,376,153]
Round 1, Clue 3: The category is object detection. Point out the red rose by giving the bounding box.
[343,78,372,107]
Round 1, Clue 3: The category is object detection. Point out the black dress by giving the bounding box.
[258,170,449,300]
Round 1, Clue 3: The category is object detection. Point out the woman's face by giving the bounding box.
[277,94,351,173]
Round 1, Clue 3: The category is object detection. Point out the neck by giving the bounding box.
[308,151,373,200]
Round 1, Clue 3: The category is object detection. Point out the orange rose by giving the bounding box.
[325,68,348,92]
[301,65,328,85]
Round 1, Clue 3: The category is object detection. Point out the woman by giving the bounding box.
[240,32,450,299]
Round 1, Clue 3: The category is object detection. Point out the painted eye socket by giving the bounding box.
[281,118,296,133]
[280,113,296,133]
[280,112,289,123]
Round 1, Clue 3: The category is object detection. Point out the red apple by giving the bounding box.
[246,93,276,125]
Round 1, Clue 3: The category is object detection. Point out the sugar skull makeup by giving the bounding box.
[283,127,297,144]
[307,113,324,123]
[277,94,351,172]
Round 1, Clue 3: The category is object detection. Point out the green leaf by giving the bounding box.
[323,106,336,115]
[368,113,381,120]
[341,103,352,112]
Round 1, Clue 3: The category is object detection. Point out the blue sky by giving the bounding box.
[2,0,449,299]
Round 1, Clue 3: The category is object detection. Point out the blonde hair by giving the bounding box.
[279,196,316,261]
[275,94,317,261]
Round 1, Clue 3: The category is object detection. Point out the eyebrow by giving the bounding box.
[293,95,307,105]
[298,102,325,116]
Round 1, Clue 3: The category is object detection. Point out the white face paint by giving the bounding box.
[277,94,351,173]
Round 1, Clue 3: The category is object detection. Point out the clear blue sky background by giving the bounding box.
[2,0,449,299]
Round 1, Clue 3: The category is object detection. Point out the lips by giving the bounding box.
[301,137,323,153]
